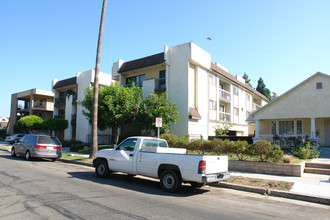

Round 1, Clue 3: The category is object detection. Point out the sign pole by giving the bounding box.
[155,117,162,139]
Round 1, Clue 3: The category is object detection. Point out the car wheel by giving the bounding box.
[95,160,110,178]
[11,147,16,157]
[160,170,182,192]
[25,151,32,161]
[190,182,205,188]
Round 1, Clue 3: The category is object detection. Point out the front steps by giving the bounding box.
[304,162,330,175]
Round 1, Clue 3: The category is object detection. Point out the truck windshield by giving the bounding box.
[117,138,137,151]
[142,139,167,148]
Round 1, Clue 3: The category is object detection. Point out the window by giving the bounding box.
[158,70,166,90]
[271,120,276,135]
[279,121,294,135]
[234,107,239,116]
[316,82,322,89]
[219,105,225,113]
[297,120,302,134]
[142,139,167,148]
[126,74,145,87]
[209,75,217,86]
[219,84,224,90]
[234,87,239,96]
[209,100,216,110]
[117,138,137,151]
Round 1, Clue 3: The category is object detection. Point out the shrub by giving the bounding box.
[189,139,212,154]
[68,140,88,152]
[0,128,7,139]
[230,140,249,161]
[16,115,44,133]
[292,138,320,159]
[251,140,283,163]
[160,133,181,147]
[211,138,227,155]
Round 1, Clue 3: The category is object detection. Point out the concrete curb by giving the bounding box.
[212,182,330,205]
[268,189,330,205]
[59,158,94,167]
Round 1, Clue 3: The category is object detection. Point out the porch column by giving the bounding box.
[255,120,260,139]
[310,118,316,139]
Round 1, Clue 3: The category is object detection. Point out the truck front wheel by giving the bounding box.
[160,170,182,192]
[95,160,110,178]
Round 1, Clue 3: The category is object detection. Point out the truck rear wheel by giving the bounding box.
[160,170,182,192]
[95,160,110,178]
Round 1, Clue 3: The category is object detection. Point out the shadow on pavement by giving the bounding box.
[67,171,210,197]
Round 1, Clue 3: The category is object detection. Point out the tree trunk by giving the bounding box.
[90,0,107,159]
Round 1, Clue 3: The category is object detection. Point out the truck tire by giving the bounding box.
[160,170,182,192]
[95,160,110,178]
[190,182,205,188]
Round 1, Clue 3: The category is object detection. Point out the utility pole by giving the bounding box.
[90,0,107,159]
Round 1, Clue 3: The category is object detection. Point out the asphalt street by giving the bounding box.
[0,150,329,220]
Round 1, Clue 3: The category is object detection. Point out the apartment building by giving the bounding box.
[52,69,113,142]
[112,42,268,139]
[8,88,54,135]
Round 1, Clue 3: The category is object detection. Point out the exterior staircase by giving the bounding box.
[304,162,330,175]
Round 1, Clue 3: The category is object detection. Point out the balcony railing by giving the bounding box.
[55,97,66,107]
[33,101,46,109]
[154,78,166,92]
[252,103,261,111]
[219,89,231,103]
[219,112,231,122]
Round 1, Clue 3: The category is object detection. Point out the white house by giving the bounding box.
[112,42,268,139]
[52,69,114,143]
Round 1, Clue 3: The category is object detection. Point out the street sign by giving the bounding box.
[156,117,162,127]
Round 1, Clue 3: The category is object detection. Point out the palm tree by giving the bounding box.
[91,0,108,159]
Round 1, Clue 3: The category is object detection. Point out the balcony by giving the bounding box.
[32,101,46,110]
[252,103,261,111]
[55,97,66,107]
[219,112,231,122]
[219,89,231,103]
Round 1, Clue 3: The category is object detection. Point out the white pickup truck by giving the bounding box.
[93,137,230,192]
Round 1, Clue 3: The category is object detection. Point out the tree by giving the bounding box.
[214,123,232,136]
[80,83,143,144]
[256,77,271,101]
[16,115,44,133]
[91,0,108,159]
[134,91,179,135]
[243,72,252,88]
[43,118,68,137]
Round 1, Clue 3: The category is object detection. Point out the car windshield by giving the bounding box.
[37,136,61,145]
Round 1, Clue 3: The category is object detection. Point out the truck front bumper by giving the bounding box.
[202,172,230,183]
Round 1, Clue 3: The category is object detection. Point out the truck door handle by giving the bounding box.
[129,154,134,157]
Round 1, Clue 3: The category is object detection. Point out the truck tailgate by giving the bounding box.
[204,155,228,174]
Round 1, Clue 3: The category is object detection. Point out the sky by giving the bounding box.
[1,0,330,117]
